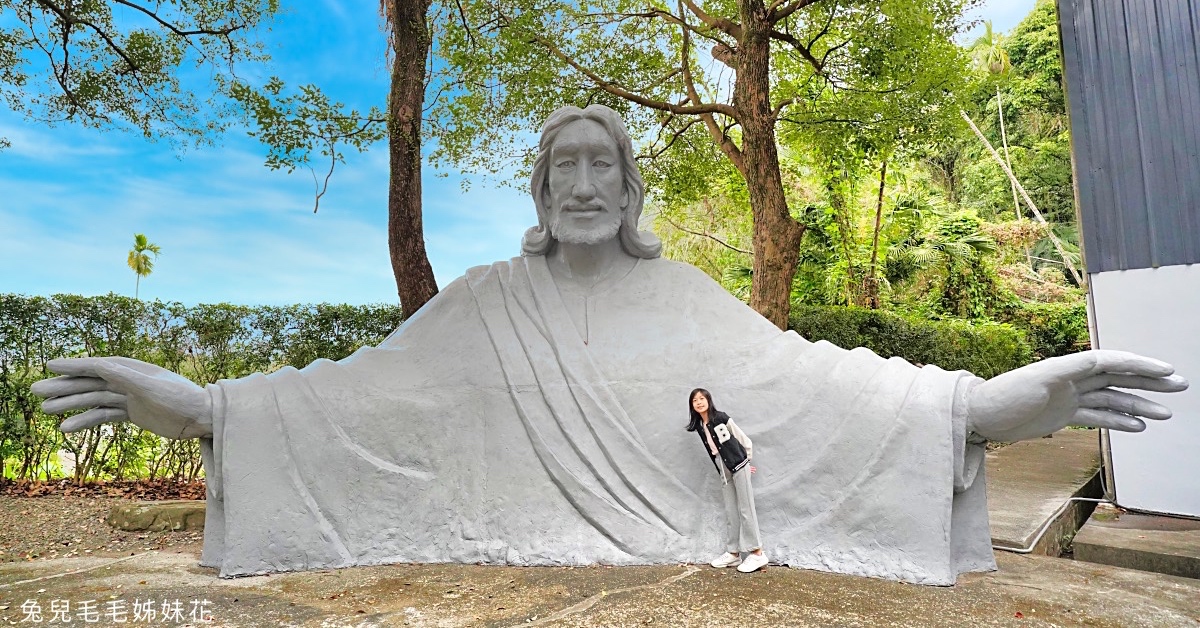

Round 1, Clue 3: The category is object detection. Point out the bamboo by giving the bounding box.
[960,110,1085,286]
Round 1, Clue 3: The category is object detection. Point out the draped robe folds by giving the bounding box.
[199,256,996,585]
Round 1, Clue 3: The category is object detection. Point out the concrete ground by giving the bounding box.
[985,430,1101,555]
[1074,505,1200,579]
[2,549,1199,627]
[6,428,1196,627]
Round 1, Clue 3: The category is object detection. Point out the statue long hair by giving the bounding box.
[521,105,662,259]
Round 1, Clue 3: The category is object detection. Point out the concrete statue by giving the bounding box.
[33,105,1188,585]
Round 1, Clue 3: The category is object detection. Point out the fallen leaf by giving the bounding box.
[1015,611,1024,619]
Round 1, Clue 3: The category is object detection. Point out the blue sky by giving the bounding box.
[0,0,1037,306]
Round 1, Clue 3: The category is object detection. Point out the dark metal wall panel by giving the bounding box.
[1058,0,1200,272]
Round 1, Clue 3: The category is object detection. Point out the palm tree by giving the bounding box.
[971,21,1020,221]
[127,233,162,299]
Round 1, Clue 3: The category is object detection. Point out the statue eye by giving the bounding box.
[557,160,576,169]
[593,160,612,168]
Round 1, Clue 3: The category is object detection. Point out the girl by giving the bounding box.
[686,388,767,573]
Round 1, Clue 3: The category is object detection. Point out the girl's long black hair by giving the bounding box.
[685,388,716,432]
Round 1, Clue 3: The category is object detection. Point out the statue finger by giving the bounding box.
[1090,350,1174,377]
[1071,408,1146,432]
[30,375,109,399]
[88,358,165,396]
[1046,350,1174,384]
[60,408,129,432]
[1077,373,1189,393]
[46,357,119,378]
[41,391,127,415]
[1079,389,1172,420]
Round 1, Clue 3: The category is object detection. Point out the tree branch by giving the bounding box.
[769,0,824,23]
[588,9,735,49]
[679,0,742,40]
[663,215,751,254]
[678,0,744,171]
[110,0,246,37]
[497,9,735,118]
[769,28,823,72]
[640,116,701,161]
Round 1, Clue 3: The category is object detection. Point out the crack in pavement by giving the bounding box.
[515,565,702,627]
[0,551,156,589]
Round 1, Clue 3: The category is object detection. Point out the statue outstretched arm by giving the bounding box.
[965,349,1189,443]
[31,357,213,439]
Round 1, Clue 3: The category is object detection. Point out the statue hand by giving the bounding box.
[31,357,213,439]
[966,350,1188,443]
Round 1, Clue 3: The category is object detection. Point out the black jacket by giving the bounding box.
[696,411,750,476]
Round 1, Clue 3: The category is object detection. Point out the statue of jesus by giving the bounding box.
[32,105,1187,585]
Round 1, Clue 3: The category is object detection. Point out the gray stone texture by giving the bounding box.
[1074,507,1200,580]
[107,500,206,532]
[29,104,1188,587]
[986,429,1102,555]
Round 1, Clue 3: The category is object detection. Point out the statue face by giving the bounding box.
[545,119,628,245]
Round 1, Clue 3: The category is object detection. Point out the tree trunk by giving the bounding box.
[866,159,888,309]
[827,171,861,305]
[385,0,439,317]
[997,88,1020,221]
[735,0,804,330]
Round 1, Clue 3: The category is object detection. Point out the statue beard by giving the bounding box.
[550,207,622,246]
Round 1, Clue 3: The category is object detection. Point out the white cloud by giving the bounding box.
[0,123,126,161]
[961,0,1040,42]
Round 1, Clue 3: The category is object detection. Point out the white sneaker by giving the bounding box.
[709,552,741,568]
[736,552,768,573]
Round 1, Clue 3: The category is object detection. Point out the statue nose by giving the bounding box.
[573,165,598,199]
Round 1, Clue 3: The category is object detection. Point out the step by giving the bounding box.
[1073,506,1200,579]
[985,429,1101,555]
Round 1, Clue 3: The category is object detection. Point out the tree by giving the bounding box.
[230,0,441,314]
[970,21,1020,221]
[381,0,439,315]
[0,0,278,146]
[126,233,161,299]
[434,0,973,329]
[3,1,439,314]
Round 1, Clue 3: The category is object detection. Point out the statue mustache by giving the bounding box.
[561,201,609,212]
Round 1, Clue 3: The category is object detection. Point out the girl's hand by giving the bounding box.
[749,466,756,474]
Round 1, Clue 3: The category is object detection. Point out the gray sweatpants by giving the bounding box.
[720,464,762,553]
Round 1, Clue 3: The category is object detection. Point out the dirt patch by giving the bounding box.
[0,479,205,500]
[0,495,203,563]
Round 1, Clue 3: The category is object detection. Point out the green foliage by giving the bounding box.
[790,304,1033,379]
[998,301,1089,360]
[0,294,403,482]
[127,233,161,299]
[959,0,1075,224]
[0,0,280,147]
[226,77,388,210]
[431,0,973,193]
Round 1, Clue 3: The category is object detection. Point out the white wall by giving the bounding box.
[1090,264,1200,517]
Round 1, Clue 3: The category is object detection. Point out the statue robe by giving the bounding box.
[199,256,996,585]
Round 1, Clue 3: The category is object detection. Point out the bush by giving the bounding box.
[789,305,1034,378]
[999,301,1090,359]
[0,294,404,482]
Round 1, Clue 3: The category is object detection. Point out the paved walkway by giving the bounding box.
[2,549,1198,627]
[985,429,1100,553]
[6,428,1196,627]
